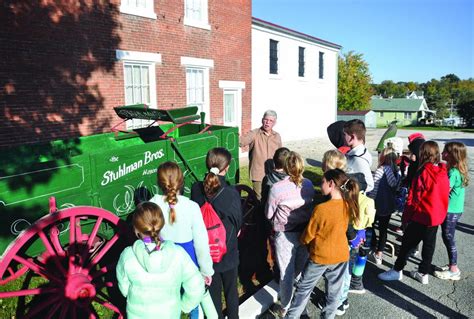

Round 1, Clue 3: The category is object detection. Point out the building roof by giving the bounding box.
[338,110,373,115]
[252,17,342,50]
[371,98,425,112]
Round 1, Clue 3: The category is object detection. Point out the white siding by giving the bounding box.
[252,25,340,142]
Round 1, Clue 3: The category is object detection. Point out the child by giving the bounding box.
[150,161,215,318]
[265,151,315,317]
[369,147,401,265]
[285,169,359,319]
[379,141,450,284]
[343,119,374,294]
[261,147,291,204]
[116,202,204,319]
[191,148,242,319]
[434,142,469,280]
[343,119,374,193]
[319,150,374,316]
[261,147,291,281]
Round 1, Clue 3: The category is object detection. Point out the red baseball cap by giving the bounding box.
[408,132,425,143]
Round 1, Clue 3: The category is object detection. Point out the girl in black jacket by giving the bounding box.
[191,147,242,319]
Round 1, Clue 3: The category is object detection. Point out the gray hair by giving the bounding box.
[263,109,277,119]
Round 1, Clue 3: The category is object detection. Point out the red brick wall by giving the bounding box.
[0,0,251,148]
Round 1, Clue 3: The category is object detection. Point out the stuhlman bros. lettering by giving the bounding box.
[101,149,165,186]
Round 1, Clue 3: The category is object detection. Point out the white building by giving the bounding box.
[252,18,342,141]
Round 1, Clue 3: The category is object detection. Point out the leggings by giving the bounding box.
[374,214,391,253]
[441,213,462,266]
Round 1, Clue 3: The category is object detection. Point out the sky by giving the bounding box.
[252,0,473,84]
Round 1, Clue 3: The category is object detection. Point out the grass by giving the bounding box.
[377,125,474,133]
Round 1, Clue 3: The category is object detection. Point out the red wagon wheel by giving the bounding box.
[0,206,128,319]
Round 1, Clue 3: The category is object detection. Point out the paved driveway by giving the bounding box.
[278,128,474,318]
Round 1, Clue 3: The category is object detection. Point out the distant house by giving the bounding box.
[371,97,435,126]
[337,110,376,128]
[252,18,341,141]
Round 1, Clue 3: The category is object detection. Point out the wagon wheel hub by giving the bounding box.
[64,273,96,301]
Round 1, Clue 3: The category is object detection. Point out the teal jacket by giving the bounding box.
[116,239,205,319]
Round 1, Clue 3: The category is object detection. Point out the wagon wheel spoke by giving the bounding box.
[68,215,77,274]
[0,287,58,299]
[49,224,66,256]
[12,255,62,285]
[23,294,62,319]
[37,229,67,276]
[45,298,64,319]
[88,232,120,269]
[58,302,70,319]
[80,217,104,264]
[0,264,29,285]
[90,263,114,280]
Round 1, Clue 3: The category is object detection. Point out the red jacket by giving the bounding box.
[402,162,449,227]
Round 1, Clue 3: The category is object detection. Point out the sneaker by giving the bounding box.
[410,271,429,284]
[335,303,346,316]
[436,264,450,272]
[316,298,326,310]
[370,252,383,265]
[269,303,286,318]
[378,269,403,281]
[434,269,461,281]
[348,286,366,294]
[341,298,349,310]
[409,249,420,257]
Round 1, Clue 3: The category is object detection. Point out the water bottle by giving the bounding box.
[352,250,368,277]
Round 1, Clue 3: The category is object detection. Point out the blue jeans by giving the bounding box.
[441,213,462,266]
[274,231,309,310]
[285,260,348,319]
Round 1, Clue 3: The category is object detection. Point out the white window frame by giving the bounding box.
[116,50,161,129]
[120,0,157,19]
[219,81,245,131]
[181,57,214,118]
[380,112,384,118]
[404,112,411,119]
[184,0,210,30]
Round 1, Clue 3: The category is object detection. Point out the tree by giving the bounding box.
[338,51,373,111]
[456,80,474,127]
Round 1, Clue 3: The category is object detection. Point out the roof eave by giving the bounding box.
[252,17,342,50]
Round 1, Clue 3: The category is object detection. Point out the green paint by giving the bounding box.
[0,122,239,256]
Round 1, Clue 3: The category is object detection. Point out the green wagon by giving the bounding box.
[0,105,257,318]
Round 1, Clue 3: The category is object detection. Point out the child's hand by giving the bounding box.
[204,275,213,286]
[350,229,366,249]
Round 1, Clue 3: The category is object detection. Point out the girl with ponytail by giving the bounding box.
[151,162,215,319]
[116,202,205,319]
[191,147,242,319]
[265,151,315,316]
[285,169,357,319]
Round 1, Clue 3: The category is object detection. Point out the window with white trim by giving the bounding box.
[120,0,157,19]
[404,112,411,119]
[184,0,210,29]
[380,112,384,118]
[319,51,324,79]
[186,68,205,112]
[116,50,161,130]
[181,57,213,117]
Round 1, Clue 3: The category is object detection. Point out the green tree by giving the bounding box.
[338,51,373,111]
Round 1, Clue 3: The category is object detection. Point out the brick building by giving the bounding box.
[0,0,251,148]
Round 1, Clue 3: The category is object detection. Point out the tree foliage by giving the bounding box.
[338,51,373,111]
[372,74,473,123]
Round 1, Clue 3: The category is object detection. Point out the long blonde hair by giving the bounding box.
[444,141,469,187]
[324,169,360,225]
[322,149,347,172]
[132,202,165,246]
[157,162,184,224]
[284,151,305,187]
